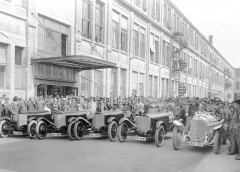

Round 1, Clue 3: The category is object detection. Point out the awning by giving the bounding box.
[31,53,117,71]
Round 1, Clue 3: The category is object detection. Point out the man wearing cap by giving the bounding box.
[9,96,20,118]
[18,97,27,114]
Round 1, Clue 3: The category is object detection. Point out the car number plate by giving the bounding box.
[51,133,61,136]
[189,142,203,147]
[13,131,23,135]
[89,133,100,137]
[134,136,146,141]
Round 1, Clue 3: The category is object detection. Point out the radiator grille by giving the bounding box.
[189,119,206,138]
[137,116,151,133]
[93,114,104,129]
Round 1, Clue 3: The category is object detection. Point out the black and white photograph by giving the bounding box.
[0,0,240,171]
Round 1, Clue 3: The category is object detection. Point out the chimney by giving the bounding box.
[209,35,213,45]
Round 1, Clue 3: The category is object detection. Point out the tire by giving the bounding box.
[67,121,75,141]
[73,121,84,140]
[0,120,9,138]
[27,120,37,139]
[108,121,118,142]
[117,122,128,142]
[214,130,221,154]
[36,121,48,140]
[155,125,165,147]
[172,126,182,150]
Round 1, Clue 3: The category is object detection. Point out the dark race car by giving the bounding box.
[0,110,50,138]
[33,111,88,140]
[72,111,124,142]
[117,110,172,147]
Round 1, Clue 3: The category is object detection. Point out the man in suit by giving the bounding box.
[26,97,36,112]
[9,96,20,118]
[2,96,10,117]
[18,97,27,114]
[58,98,71,112]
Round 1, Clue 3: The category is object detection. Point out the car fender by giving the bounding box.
[119,117,135,128]
[156,121,164,129]
[68,117,76,123]
[28,117,37,122]
[173,120,183,127]
[36,117,54,125]
[75,117,91,125]
[107,117,117,124]
[0,116,12,122]
[213,124,222,130]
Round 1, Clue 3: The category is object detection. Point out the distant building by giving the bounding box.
[0,0,234,101]
[234,68,240,100]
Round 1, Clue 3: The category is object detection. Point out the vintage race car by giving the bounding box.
[172,112,225,154]
[117,111,172,147]
[0,110,50,138]
[72,111,124,142]
[33,111,88,140]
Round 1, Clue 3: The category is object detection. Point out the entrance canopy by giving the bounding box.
[31,53,117,71]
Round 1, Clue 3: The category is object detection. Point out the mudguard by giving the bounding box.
[0,116,12,121]
[156,121,164,129]
[213,124,222,130]
[28,117,38,122]
[119,117,135,128]
[75,117,91,125]
[107,117,117,124]
[68,117,76,123]
[173,120,183,126]
[36,117,54,125]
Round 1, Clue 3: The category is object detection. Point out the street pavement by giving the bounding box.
[0,133,239,172]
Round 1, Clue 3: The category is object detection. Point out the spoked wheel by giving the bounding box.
[117,122,128,142]
[74,121,84,140]
[214,130,221,154]
[155,126,165,147]
[108,121,118,142]
[0,120,10,138]
[172,126,183,150]
[27,120,37,139]
[36,121,47,140]
[67,121,75,141]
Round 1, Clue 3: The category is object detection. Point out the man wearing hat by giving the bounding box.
[9,96,20,118]
[18,97,27,114]
[36,93,44,111]
[58,98,71,112]
[2,96,10,117]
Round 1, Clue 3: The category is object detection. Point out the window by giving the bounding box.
[151,0,155,18]
[174,14,176,32]
[236,82,239,89]
[111,68,117,97]
[161,78,165,97]
[195,36,198,51]
[150,34,155,62]
[155,40,159,63]
[121,17,128,52]
[156,0,160,22]
[37,16,69,56]
[154,76,157,97]
[0,45,6,88]
[120,69,126,97]
[139,73,144,96]
[167,8,171,29]
[82,0,91,39]
[163,5,167,27]
[177,17,179,32]
[94,70,102,97]
[15,47,22,89]
[95,1,104,43]
[162,40,166,66]
[133,29,139,56]
[132,72,138,95]
[166,44,170,67]
[112,21,118,49]
[140,31,145,59]
[166,79,169,97]
[81,70,90,98]
[149,75,153,97]
[237,71,240,77]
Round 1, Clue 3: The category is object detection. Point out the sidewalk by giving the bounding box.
[193,143,240,172]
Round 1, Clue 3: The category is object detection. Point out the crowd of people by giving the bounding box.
[0,93,239,160]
